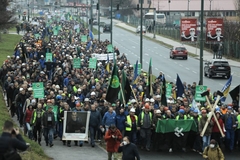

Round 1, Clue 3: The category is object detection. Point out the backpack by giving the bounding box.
[206,146,222,160]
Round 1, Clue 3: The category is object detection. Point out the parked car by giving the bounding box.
[92,19,98,25]
[170,46,188,59]
[99,22,106,27]
[204,59,231,78]
[103,24,111,33]
[136,26,146,33]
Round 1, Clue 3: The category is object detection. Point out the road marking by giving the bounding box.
[167,75,171,78]
[134,54,137,56]
[219,83,224,86]
[174,62,177,64]
[155,68,158,70]
[192,71,197,74]
[132,46,136,48]
[145,53,149,56]
[146,62,149,64]
[179,64,183,67]
[186,67,190,70]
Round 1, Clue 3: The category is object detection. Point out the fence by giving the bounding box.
[118,15,240,59]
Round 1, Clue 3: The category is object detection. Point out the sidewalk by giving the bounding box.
[113,19,240,68]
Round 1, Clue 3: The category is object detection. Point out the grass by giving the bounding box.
[0,34,21,60]
[0,34,52,160]
[115,25,198,58]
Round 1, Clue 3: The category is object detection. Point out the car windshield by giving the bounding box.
[175,47,186,51]
[213,61,229,66]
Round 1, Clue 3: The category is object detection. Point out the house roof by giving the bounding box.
[151,0,236,11]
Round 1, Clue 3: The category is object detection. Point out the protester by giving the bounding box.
[118,136,140,160]
[202,139,225,160]
[104,124,122,160]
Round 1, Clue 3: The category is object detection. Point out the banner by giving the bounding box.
[166,83,172,98]
[92,53,116,61]
[62,111,91,141]
[206,18,224,42]
[32,82,44,98]
[73,58,81,69]
[156,119,197,134]
[180,18,197,42]
[194,85,207,101]
[46,53,52,61]
[88,58,97,69]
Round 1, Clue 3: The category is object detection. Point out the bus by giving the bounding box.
[144,12,166,26]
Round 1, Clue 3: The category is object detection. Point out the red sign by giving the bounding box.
[206,18,223,42]
[180,18,197,42]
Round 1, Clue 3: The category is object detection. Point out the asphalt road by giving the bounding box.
[94,18,240,104]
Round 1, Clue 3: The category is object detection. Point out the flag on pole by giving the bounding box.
[146,58,153,98]
[132,60,139,88]
[229,85,240,106]
[89,30,94,40]
[119,70,131,104]
[220,75,232,102]
[161,74,167,106]
[106,54,110,73]
[106,62,120,103]
[176,74,184,98]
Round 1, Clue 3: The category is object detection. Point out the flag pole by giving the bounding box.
[119,83,126,106]
[130,85,139,104]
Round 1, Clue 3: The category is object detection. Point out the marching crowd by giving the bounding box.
[0,16,239,160]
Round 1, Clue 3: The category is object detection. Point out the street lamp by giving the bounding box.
[209,0,213,16]
[90,0,93,31]
[97,2,100,41]
[140,0,143,68]
[187,0,190,17]
[27,2,30,21]
[199,0,204,85]
[110,0,113,44]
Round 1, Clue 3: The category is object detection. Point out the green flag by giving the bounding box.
[156,119,197,133]
[146,58,153,98]
[119,70,131,104]
[161,75,167,106]
[106,62,120,103]
[107,44,114,52]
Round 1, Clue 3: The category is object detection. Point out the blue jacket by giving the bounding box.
[116,113,126,131]
[39,58,45,69]
[89,110,102,127]
[102,111,116,126]
[63,77,70,87]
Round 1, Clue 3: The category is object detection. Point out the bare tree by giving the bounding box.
[0,0,17,40]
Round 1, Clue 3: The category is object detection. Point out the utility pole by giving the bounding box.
[97,2,100,41]
[153,9,156,38]
[27,1,30,21]
[110,0,113,44]
[140,0,143,69]
[90,0,93,31]
[188,0,190,17]
[199,0,204,85]
[209,0,213,16]
[86,0,88,28]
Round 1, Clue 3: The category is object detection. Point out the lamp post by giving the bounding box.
[90,0,93,31]
[187,0,190,17]
[110,0,113,44]
[209,0,213,16]
[140,0,143,68]
[27,2,30,21]
[97,1,100,41]
[199,0,204,85]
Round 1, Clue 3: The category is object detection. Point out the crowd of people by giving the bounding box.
[0,15,239,160]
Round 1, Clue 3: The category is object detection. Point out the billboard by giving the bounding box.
[62,111,91,141]
[206,18,223,42]
[180,18,197,42]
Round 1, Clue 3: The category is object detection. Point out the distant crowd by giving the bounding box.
[0,15,239,160]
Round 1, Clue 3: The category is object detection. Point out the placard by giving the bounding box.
[73,58,81,69]
[32,82,44,98]
[88,58,97,69]
[180,18,197,42]
[206,18,223,42]
[195,85,207,101]
[62,111,91,141]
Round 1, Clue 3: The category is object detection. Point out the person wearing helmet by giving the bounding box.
[137,103,152,151]
[125,108,138,144]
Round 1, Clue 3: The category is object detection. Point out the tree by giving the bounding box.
[0,0,17,33]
